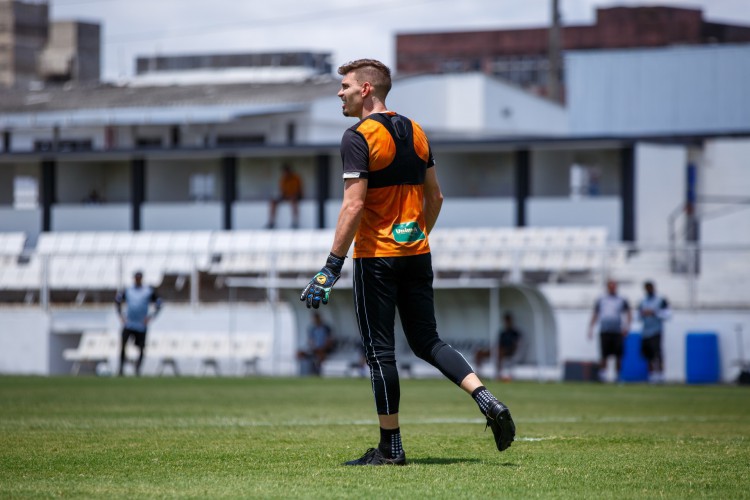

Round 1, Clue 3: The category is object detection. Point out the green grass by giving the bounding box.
[1,376,749,499]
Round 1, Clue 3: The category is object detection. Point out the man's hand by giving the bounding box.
[301,253,345,309]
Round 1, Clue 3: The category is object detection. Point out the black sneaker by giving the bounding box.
[486,400,516,452]
[343,447,406,466]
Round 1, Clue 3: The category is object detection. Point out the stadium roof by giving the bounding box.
[0,77,339,113]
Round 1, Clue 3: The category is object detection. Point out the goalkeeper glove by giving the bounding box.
[300,253,345,309]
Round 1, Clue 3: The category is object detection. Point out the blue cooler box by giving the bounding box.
[620,332,649,382]
[686,332,720,384]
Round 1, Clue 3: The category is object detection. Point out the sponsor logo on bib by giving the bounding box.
[392,222,426,243]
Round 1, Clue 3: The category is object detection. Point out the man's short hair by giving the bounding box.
[337,59,392,98]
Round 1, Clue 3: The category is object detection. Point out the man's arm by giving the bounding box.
[423,167,443,234]
[114,290,125,323]
[147,289,163,325]
[588,301,599,340]
[622,301,632,335]
[658,298,672,320]
[330,178,368,257]
[300,178,366,309]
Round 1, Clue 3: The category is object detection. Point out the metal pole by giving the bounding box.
[190,254,199,308]
[516,285,544,382]
[229,285,237,376]
[269,254,278,375]
[547,0,562,102]
[40,254,49,311]
[687,242,697,310]
[489,286,500,380]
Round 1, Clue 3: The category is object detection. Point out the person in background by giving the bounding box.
[475,312,523,381]
[266,164,303,229]
[299,58,514,466]
[638,281,671,384]
[115,271,162,376]
[298,312,336,376]
[83,189,104,204]
[497,313,522,379]
[588,279,631,382]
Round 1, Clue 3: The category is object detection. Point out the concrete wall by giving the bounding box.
[53,204,130,231]
[1,298,747,383]
[527,197,620,239]
[567,45,750,135]
[0,308,50,374]
[141,203,223,231]
[635,143,687,245]
[701,138,750,246]
[234,200,317,230]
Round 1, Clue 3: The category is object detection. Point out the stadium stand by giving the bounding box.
[230,334,273,375]
[429,226,619,281]
[0,227,624,305]
[0,232,26,265]
[63,330,273,377]
[150,333,190,376]
[62,331,118,375]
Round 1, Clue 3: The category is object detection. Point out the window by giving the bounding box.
[13,176,38,209]
[189,173,215,202]
[135,137,163,149]
[570,164,601,198]
[34,139,93,152]
[216,135,265,146]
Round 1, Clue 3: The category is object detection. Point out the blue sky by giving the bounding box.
[49,0,750,81]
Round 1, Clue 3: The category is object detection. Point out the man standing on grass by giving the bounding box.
[638,281,671,383]
[300,58,515,466]
[588,278,631,382]
[115,271,162,376]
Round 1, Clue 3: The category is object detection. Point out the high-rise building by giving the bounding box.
[0,0,100,88]
[38,20,100,83]
[0,0,48,87]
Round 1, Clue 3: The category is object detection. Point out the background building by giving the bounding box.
[1,3,748,384]
[38,20,100,83]
[566,44,750,135]
[0,0,100,88]
[133,51,332,86]
[0,0,48,87]
[395,5,750,100]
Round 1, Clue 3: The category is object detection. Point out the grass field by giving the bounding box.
[1,376,749,499]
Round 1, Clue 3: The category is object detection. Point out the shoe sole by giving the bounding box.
[343,448,406,466]
[489,407,515,452]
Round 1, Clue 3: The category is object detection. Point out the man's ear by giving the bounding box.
[361,81,372,97]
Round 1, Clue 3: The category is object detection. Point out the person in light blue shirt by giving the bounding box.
[115,271,162,376]
[638,281,671,383]
[298,313,335,376]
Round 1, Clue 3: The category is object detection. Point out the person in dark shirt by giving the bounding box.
[475,312,522,381]
[299,58,514,466]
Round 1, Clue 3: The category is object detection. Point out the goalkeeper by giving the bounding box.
[301,58,515,466]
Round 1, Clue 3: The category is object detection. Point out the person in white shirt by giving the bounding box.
[588,279,631,382]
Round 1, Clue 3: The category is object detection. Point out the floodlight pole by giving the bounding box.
[547,0,562,102]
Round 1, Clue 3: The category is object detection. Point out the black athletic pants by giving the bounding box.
[120,327,146,375]
[353,253,474,415]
